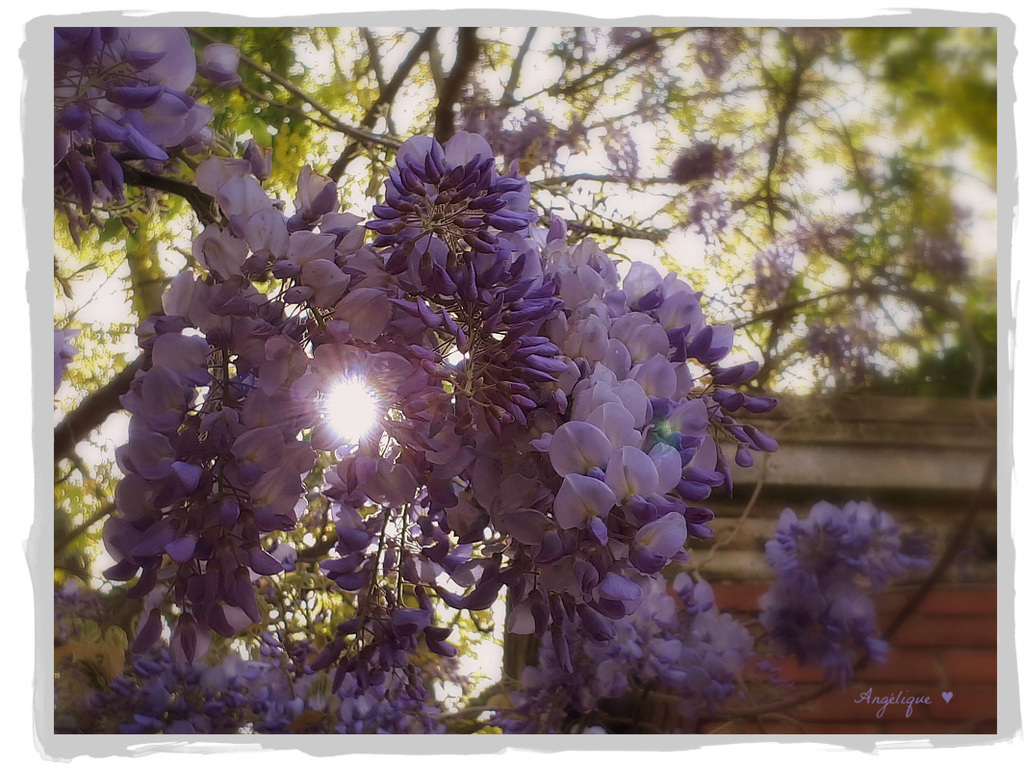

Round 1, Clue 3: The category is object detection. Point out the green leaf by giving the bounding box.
[97,216,126,245]
[251,116,273,147]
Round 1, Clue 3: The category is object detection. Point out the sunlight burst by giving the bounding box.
[323,377,380,443]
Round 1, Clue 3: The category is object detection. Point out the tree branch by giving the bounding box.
[328,28,438,182]
[533,173,675,190]
[501,28,537,106]
[426,37,446,95]
[360,28,393,134]
[434,28,480,143]
[565,219,668,243]
[55,354,147,464]
[188,27,400,152]
[55,502,116,555]
[761,47,809,235]
[120,166,218,227]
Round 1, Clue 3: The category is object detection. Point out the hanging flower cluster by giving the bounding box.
[758,500,932,686]
[85,642,444,734]
[53,27,239,240]
[104,131,778,697]
[498,573,753,733]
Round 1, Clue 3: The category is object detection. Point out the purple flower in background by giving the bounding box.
[669,142,736,185]
[663,144,738,242]
[751,243,796,304]
[806,309,880,387]
[692,28,746,81]
[602,125,640,182]
[54,327,80,393]
[758,500,932,686]
[455,96,587,172]
[912,224,969,280]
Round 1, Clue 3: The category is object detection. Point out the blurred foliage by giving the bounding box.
[844,27,997,185]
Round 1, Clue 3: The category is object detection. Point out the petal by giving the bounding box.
[585,401,642,450]
[605,446,660,502]
[622,261,663,306]
[553,474,616,530]
[630,354,677,398]
[635,511,688,558]
[443,132,494,166]
[548,420,613,477]
[648,442,683,494]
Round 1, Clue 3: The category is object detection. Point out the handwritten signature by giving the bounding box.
[854,688,933,718]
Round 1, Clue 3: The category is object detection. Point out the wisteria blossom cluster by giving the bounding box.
[498,573,753,732]
[103,130,778,705]
[56,582,445,734]
[758,500,932,686]
[84,642,444,734]
[53,27,237,237]
[667,142,738,242]
[805,312,882,387]
[456,92,587,171]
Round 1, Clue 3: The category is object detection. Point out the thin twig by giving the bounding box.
[533,174,676,190]
[359,28,394,134]
[538,29,689,102]
[761,44,809,235]
[702,474,766,567]
[188,27,400,151]
[564,218,669,243]
[237,83,400,151]
[328,28,438,181]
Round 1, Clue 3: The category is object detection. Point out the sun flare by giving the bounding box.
[323,378,380,443]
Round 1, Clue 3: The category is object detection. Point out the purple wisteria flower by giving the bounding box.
[602,125,640,182]
[54,327,81,393]
[805,310,880,387]
[54,27,238,238]
[81,637,445,734]
[751,243,796,304]
[366,132,536,272]
[669,142,736,185]
[666,143,737,241]
[197,42,242,88]
[499,573,753,732]
[456,93,587,172]
[106,130,779,698]
[758,500,932,686]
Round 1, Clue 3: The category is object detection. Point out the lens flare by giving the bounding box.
[323,377,379,443]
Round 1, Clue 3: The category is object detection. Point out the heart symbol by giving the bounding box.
[942,692,953,703]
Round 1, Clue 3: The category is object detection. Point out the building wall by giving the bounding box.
[692,395,999,735]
